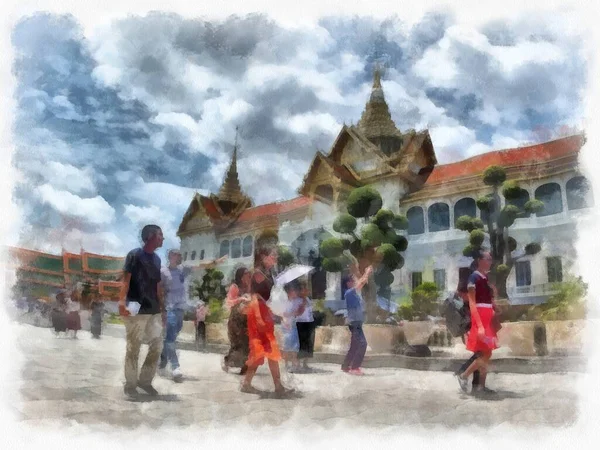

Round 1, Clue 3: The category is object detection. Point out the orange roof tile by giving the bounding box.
[425,134,584,185]
[236,196,312,222]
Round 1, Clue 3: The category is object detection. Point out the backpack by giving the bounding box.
[442,293,471,337]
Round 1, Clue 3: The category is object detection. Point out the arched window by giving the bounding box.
[315,184,334,202]
[453,198,476,226]
[219,240,230,258]
[535,183,563,217]
[428,203,450,232]
[407,206,424,235]
[200,250,205,260]
[231,238,242,258]
[507,189,531,218]
[183,252,188,261]
[242,236,253,257]
[566,176,594,210]
[191,251,196,261]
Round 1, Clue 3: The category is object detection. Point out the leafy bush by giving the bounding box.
[532,277,587,321]
[206,298,226,323]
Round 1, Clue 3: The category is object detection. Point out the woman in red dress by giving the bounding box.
[240,244,291,396]
[456,250,498,395]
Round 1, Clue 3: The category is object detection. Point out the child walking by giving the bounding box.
[281,281,306,373]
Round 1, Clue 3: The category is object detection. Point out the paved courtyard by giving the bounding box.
[11,323,580,429]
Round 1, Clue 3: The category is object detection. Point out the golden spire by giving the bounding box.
[357,65,402,139]
[218,127,245,203]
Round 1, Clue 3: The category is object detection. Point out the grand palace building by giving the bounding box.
[176,70,594,307]
[6,71,594,308]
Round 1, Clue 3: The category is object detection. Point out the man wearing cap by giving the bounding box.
[158,249,226,382]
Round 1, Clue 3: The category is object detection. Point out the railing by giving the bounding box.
[508,283,558,297]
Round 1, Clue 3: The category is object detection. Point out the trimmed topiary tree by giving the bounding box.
[319,185,409,323]
[456,165,543,299]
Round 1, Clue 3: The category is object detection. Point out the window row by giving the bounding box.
[183,250,205,261]
[219,236,254,259]
[406,176,594,235]
[408,256,563,292]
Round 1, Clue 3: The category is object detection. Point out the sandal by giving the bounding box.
[240,383,259,394]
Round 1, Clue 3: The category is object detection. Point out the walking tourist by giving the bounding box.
[51,290,68,337]
[65,296,81,339]
[452,262,481,392]
[119,224,165,399]
[90,296,104,339]
[240,243,292,397]
[341,266,373,375]
[281,280,306,373]
[455,251,498,396]
[296,281,316,372]
[158,249,225,382]
[195,301,208,351]
[222,267,251,374]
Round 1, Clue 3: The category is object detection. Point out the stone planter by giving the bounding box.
[545,320,585,356]
[497,321,544,357]
[401,321,436,345]
[363,324,406,353]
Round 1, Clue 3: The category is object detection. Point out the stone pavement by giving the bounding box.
[12,324,580,429]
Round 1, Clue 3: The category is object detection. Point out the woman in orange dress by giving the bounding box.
[240,245,291,396]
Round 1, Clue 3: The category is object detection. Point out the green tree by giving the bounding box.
[190,268,226,303]
[532,276,587,321]
[319,185,409,323]
[456,165,543,298]
[277,245,296,271]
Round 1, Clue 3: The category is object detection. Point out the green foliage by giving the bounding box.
[498,205,521,227]
[205,298,226,323]
[278,245,295,269]
[320,238,344,258]
[191,269,226,302]
[333,213,357,234]
[496,264,510,276]
[409,282,440,320]
[392,214,409,230]
[525,199,544,214]
[361,223,385,247]
[456,215,479,232]
[462,244,478,258]
[392,235,408,252]
[502,180,523,200]
[346,186,383,218]
[525,243,542,255]
[376,244,402,271]
[322,257,343,273]
[476,196,493,212]
[373,209,395,229]
[340,238,352,250]
[534,277,587,321]
[472,218,485,229]
[374,268,395,286]
[482,165,507,187]
[469,229,485,247]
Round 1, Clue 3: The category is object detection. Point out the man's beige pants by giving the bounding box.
[124,314,163,388]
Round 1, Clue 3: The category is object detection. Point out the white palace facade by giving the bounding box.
[177,70,594,307]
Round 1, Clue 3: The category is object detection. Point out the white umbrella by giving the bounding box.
[275,264,314,286]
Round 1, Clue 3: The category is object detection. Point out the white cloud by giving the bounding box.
[123,204,171,226]
[274,112,340,135]
[36,184,115,225]
[29,161,96,195]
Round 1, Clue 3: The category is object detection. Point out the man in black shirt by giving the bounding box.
[119,224,164,399]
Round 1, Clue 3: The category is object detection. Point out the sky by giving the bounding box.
[8,9,588,258]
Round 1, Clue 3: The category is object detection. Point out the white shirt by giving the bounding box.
[296,297,314,323]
